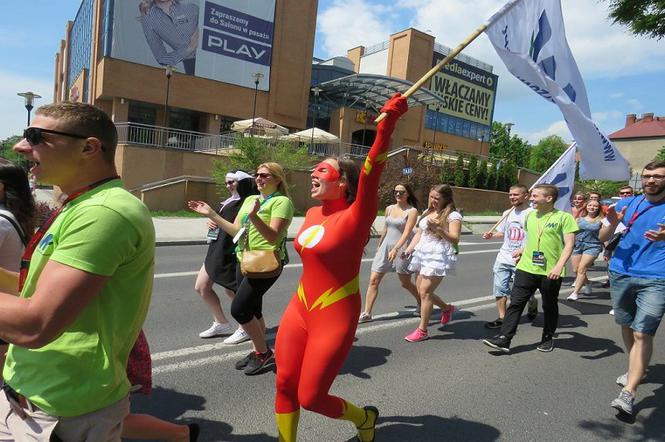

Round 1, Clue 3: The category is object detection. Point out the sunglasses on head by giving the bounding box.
[255,173,273,179]
[23,127,89,146]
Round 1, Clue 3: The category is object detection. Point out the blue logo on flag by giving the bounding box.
[548,172,570,201]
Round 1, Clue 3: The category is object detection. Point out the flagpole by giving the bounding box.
[375,0,523,123]
[485,141,576,233]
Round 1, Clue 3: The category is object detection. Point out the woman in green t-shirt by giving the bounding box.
[188,162,294,375]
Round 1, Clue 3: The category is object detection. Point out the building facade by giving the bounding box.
[609,112,665,173]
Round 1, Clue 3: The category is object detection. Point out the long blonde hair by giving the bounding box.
[421,184,456,238]
[257,162,291,198]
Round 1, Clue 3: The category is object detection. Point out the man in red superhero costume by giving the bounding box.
[274,93,409,441]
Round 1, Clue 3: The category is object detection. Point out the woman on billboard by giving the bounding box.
[139,0,199,75]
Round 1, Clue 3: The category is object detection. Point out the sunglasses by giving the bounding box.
[23,127,89,146]
[255,173,273,179]
[394,190,407,196]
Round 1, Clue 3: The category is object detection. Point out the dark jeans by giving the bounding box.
[500,269,563,341]
[231,265,281,325]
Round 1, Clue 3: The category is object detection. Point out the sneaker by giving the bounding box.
[199,321,232,338]
[611,390,634,416]
[570,280,576,288]
[244,348,276,375]
[440,305,456,326]
[566,292,579,301]
[358,312,373,323]
[485,318,503,329]
[609,309,615,316]
[527,298,538,321]
[235,351,256,370]
[537,338,554,352]
[223,326,250,344]
[616,371,647,388]
[356,405,379,442]
[581,284,592,295]
[404,328,429,342]
[483,335,510,353]
[187,423,200,442]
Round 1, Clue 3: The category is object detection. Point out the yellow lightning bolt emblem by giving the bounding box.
[362,152,388,176]
[308,276,359,311]
[298,219,328,253]
[297,282,308,310]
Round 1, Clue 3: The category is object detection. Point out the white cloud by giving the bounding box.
[0,70,53,140]
[609,92,624,99]
[626,98,643,111]
[526,120,572,144]
[592,110,623,123]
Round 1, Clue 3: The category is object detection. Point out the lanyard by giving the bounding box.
[534,211,555,250]
[18,176,120,291]
[241,192,279,226]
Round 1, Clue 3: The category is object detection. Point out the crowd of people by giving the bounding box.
[0,95,662,440]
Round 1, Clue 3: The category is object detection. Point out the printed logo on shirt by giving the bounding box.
[38,233,54,253]
[297,225,326,251]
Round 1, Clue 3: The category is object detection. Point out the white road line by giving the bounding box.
[151,275,608,374]
[153,248,502,279]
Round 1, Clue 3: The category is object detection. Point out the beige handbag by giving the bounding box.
[240,249,282,279]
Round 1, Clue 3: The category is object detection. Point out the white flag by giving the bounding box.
[531,143,577,212]
[485,0,630,181]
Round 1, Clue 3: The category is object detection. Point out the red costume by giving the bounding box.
[274,94,408,441]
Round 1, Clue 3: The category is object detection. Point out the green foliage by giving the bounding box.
[477,159,488,189]
[654,146,665,162]
[605,0,665,40]
[489,121,530,167]
[486,163,497,190]
[528,135,568,172]
[212,135,314,192]
[467,155,479,189]
[1,135,26,166]
[454,154,466,187]
[579,179,629,198]
[440,159,454,185]
[497,161,518,192]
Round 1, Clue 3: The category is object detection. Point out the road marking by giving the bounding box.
[153,248,501,279]
[151,275,608,374]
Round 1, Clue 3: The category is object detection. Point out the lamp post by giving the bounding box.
[251,72,264,137]
[164,65,174,127]
[504,122,514,136]
[17,92,42,126]
[432,106,441,147]
[311,86,320,149]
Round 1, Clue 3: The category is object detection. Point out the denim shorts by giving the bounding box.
[492,261,515,298]
[573,241,602,257]
[609,270,665,336]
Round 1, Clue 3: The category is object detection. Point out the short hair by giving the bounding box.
[533,184,558,201]
[35,102,117,164]
[644,160,665,171]
[619,185,633,192]
[509,184,528,194]
[589,191,601,198]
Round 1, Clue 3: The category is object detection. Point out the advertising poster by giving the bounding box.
[110,0,275,90]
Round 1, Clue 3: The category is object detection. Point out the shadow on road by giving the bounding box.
[343,414,500,441]
[130,386,273,442]
[341,343,392,379]
[555,330,624,360]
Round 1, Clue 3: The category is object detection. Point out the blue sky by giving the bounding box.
[1,0,663,145]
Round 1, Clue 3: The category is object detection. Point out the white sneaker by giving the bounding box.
[571,281,576,288]
[224,326,250,344]
[609,309,615,316]
[566,292,579,301]
[581,284,592,295]
[199,321,232,338]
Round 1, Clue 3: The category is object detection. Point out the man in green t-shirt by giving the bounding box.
[0,102,154,440]
[484,184,577,353]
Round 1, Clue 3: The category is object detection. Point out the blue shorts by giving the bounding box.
[573,241,602,257]
[609,270,665,336]
[492,262,515,298]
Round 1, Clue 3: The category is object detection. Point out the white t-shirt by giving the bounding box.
[0,207,25,272]
[601,218,626,234]
[495,206,533,266]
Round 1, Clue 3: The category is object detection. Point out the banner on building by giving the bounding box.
[110,0,275,90]
[428,57,498,127]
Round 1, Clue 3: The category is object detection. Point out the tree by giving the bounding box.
[477,159,488,189]
[528,135,568,172]
[497,161,518,191]
[489,121,530,168]
[580,179,628,199]
[467,155,479,189]
[440,159,454,185]
[454,154,466,187]
[654,146,665,162]
[1,135,25,166]
[605,0,665,40]
[486,163,497,190]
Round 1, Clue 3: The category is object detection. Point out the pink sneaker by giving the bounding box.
[404,328,429,342]
[440,305,456,325]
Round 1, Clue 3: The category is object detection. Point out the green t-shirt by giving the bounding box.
[236,194,294,261]
[3,180,155,417]
[516,209,578,276]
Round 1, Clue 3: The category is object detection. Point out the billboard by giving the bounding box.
[428,55,498,127]
[110,0,275,91]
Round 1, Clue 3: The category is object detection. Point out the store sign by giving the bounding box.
[423,141,448,151]
[110,0,275,91]
[355,111,377,124]
[429,57,498,126]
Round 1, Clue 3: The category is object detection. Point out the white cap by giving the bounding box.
[225,172,236,181]
[233,171,252,181]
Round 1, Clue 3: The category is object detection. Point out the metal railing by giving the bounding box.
[116,122,237,153]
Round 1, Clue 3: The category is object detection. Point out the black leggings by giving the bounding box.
[231,266,281,325]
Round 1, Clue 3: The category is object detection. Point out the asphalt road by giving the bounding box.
[132,236,665,441]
